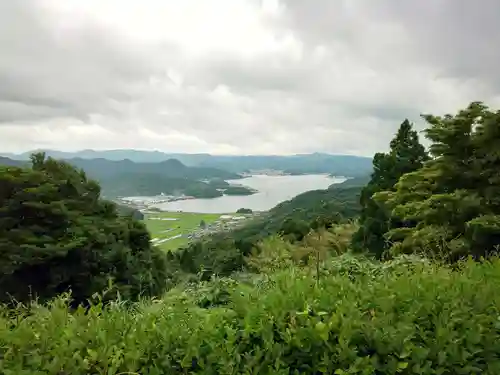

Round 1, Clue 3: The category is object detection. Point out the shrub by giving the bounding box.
[2,255,500,374]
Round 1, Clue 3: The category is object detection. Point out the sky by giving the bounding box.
[1,0,499,156]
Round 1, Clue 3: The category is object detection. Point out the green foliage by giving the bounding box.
[247,224,357,274]
[352,119,428,258]
[376,102,500,261]
[2,254,500,374]
[236,207,253,214]
[115,203,144,220]
[173,186,362,277]
[0,153,169,305]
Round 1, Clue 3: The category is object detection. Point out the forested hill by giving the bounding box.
[67,157,240,180]
[68,157,242,198]
[329,175,371,189]
[0,156,26,167]
[196,153,372,177]
[0,155,242,198]
[173,179,364,275]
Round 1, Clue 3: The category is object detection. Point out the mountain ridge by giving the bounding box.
[1,149,373,177]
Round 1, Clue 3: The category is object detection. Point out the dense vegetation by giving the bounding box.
[354,102,500,262]
[352,119,429,258]
[0,153,168,305]
[376,102,500,261]
[2,238,500,374]
[2,101,500,373]
[170,181,362,277]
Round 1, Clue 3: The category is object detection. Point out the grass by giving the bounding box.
[144,211,231,251]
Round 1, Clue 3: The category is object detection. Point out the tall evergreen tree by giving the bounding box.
[375,102,500,261]
[352,119,428,258]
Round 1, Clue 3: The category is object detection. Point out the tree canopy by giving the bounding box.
[352,119,429,258]
[0,153,169,305]
[375,102,500,261]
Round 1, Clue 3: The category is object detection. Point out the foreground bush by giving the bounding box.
[2,256,500,374]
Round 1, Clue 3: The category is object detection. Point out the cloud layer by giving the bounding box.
[1,0,499,155]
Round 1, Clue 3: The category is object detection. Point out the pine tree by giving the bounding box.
[352,119,428,258]
[375,102,500,261]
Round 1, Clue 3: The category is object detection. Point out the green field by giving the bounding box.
[144,211,227,251]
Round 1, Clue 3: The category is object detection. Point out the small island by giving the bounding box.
[223,185,257,196]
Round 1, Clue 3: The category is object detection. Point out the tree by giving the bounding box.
[0,153,169,305]
[200,219,206,229]
[352,119,429,258]
[375,102,500,261]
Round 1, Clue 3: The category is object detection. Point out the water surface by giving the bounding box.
[153,174,345,213]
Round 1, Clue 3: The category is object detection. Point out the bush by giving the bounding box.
[0,153,169,305]
[2,255,500,374]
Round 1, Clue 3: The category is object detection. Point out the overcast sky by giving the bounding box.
[1,0,499,155]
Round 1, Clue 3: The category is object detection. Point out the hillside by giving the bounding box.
[3,150,373,177]
[220,177,364,242]
[66,157,240,181]
[0,155,242,199]
[99,172,225,198]
[0,156,27,167]
[70,158,244,198]
[170,179,363,276]
[329,174,371,189]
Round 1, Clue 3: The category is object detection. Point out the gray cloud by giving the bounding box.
[0,0,499,155]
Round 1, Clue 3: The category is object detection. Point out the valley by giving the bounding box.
[145,211,258,251]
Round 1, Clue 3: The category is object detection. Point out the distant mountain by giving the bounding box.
[66,157,240,181]
[0,149,210,164]
[68,158,242,198]
[199,153,373,177]
[0,157,26,167]
[0,154,242,199]
[2,150,373,177]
